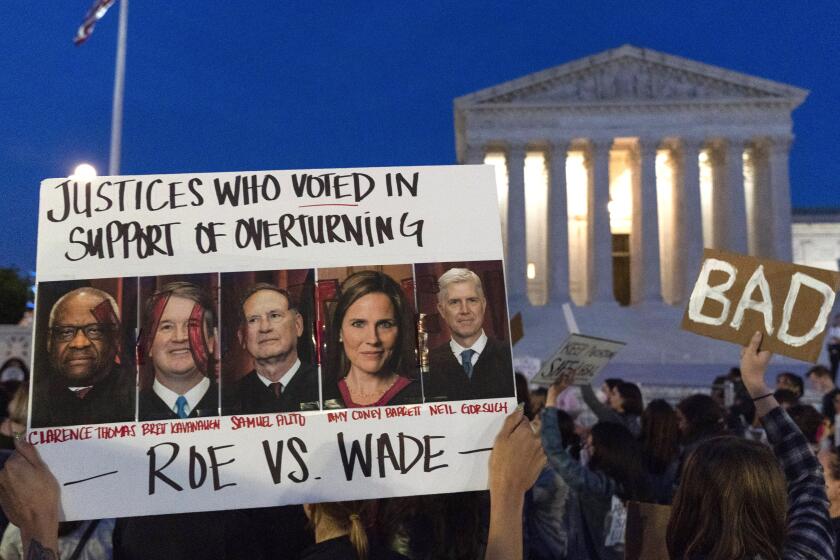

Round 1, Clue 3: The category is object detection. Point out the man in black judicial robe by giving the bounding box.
[424,268,515,402]
[31,287,135,428]
[223,283,320,415]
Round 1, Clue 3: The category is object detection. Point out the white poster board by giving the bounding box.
[30,165,516,520]
[531,334,625,386]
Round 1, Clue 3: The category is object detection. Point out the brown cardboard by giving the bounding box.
[510,311,524,346]
[625,501,671,560]
[681,249,840,362]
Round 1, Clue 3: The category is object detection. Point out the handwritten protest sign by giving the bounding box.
[531,334,625,386]
[681,249,840,362]
[30,165,516,520]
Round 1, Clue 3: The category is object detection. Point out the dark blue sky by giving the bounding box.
[2,1,838,272]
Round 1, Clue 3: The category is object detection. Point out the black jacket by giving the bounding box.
[424,337,515,402]
[31,364,135,428]
[138,379,219,421]
[224,362,320,414]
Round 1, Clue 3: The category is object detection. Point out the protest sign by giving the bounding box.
[530,334,625,386]
[30,165,516,520]
[681,249,840,362]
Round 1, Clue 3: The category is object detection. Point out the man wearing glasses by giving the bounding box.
[224,283,319,414]
[31,287,135,428]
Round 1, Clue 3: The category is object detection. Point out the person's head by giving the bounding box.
[776,372,803,397]
[304,500,377,559]
[667,436,786,559]
[640,399,680,474]
[830,389,840,417]
[530,387,547,417]
[818,446,840,516]
[609,382,643,416]
[555,408,581,456]
[6,382,28,431]
[710,375,729,406]
[143,282,216,386]
[787,404,824,445]
[436,268,486,347]
[238,284,302,364]
[676,394,725,442]
[47,287,120,387]
[773,388,799,409]
[587,421,650,501]
[807,365,835,393]
[330,271,414,379]
[600,378,623,404]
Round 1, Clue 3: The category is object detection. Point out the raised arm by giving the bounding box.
[486,410,546,560]
[0,440,60,559]
[580,384,622,424]
[541,398,616,498]
[741,331,835,560]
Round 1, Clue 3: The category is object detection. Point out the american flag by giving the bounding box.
[73,0,117,45]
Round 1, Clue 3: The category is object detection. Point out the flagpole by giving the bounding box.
[108,0,128,176]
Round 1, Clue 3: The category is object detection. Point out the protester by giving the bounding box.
[639,399,680,504]
[808,365,838,419]
[300,501,404,560]
[0,410,543,560]
[776,371,804,399]
[0,518,115,560]
[667,332,834,559]
[377,493,489,560]
[676,394,726,451]
[818,446,840,560]
[580,380,643,436]
[0,384,27,451]
[774,388,800,409]
[485,410,546,560]
[529,408,581,559]
[543,375,650,559]
[788,403,825,454]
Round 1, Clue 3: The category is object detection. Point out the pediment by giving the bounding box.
[457,45,807,107]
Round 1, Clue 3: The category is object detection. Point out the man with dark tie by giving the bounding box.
[138,281,219,421]
[31,287,134,428]
[224,283,319,414]
[425,268,514,402]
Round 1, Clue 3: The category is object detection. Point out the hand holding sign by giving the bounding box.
[0,440,60,554]
[682,249,840,362]
[547,371,576,405]
[738,331,778,420]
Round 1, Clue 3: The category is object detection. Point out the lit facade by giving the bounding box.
[454,45,813,380]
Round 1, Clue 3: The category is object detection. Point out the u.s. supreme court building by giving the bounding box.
[454,45,826,383]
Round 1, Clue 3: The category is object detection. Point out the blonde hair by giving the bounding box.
[310,500,375,559]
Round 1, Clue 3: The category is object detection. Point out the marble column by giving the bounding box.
[632,138,662,303]
[676,137,705,302]
[506,144,528,303]
[724,138,749,254]
[768,135,794,261]
[588,138,614,303]
[548,140,570,303]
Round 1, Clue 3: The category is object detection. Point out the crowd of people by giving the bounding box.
[0,333,837,559]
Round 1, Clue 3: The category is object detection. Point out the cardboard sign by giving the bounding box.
[531,334,625,386]
[30,165,516,520]
[681,249,840,362]
[625,501,671,560]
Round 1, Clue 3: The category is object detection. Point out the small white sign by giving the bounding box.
[531,334,625,386]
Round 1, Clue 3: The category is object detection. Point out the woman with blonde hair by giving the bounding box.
[667,332,834,559]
